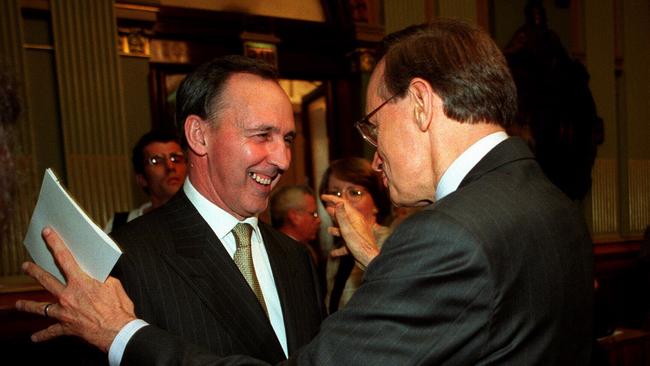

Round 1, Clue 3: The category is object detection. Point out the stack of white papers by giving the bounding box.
[23,168,122,284]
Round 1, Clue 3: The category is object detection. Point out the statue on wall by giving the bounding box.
[504,0,604,201]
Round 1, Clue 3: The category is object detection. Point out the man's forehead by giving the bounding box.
[144,141,181,152]
[214,77,294,132]
[224,72,280,93]
[222,74,290,107]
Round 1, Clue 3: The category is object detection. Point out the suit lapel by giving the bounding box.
[158,193,286,361]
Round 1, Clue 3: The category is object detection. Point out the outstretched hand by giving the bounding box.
[321,194,379,268]
[15,227,136,353]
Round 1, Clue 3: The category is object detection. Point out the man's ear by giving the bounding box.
[408,78,438,132]
[135,173,148,189]
[185,115,209,156]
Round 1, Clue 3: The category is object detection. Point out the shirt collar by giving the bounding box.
[183,179,260,242]
[435,131,508,201]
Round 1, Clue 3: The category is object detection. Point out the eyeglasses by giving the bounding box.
[354,94,397,147]
[145,152,186,167]
[325,187,367,202]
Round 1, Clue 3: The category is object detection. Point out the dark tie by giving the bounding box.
[232,223,268,315]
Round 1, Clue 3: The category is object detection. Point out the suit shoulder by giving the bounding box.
[110,207,173,252]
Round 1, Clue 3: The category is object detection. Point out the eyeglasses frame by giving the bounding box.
[145,152,186,167]
[354,94,398,147]
[325,187,367,202]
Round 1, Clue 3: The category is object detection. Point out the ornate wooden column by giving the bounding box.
[50,0,132,226]
[620,0,650,235]
[584,0,619,236]
[0,0,39,276]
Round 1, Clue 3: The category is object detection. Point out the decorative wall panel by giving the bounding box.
[628,159,650,233]
[591,158,619,234]
[437,0,477,24]
[51,0,132,227]
[0,0,39,276]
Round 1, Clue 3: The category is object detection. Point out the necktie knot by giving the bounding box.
[232,223,253,249]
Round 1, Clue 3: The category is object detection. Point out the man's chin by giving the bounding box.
[162,186,181,196]
[243,200,270,217]
[164,180,182,190]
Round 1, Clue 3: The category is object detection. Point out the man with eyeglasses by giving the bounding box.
[269,185,322,266]
[104,130,187,233]
[17,19,592,365]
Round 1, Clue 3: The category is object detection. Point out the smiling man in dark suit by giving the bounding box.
[105,55,324,364]
[18,19,593,366]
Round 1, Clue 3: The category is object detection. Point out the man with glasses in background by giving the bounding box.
[269,185,322,266]
[104,130,187,233]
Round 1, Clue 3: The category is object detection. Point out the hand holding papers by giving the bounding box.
[17,227,136,352]
[16,169,134,352]
[23,168,122,283]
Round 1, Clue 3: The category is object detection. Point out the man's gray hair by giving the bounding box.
[269,185,315,228]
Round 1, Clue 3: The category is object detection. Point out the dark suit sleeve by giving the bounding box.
[290,211,493,365]
[123,211,493,365]
[123,325,270,366]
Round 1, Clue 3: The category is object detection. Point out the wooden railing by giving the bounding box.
[594,237,650,366]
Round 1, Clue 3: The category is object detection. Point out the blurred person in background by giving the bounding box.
[270,184,322,266]
[319,157,392,313]
[104,130,187,232]
[270,185,325,293]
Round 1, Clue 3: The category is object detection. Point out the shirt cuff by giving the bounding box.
[108,319,149,366]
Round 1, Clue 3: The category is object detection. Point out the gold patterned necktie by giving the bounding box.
[232,223,268,316]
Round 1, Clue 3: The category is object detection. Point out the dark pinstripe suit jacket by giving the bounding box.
[111,191,324,364]
[122,137,594,366]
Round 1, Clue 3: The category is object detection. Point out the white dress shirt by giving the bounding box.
[109,179,287,366]
[435,131,509,201]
